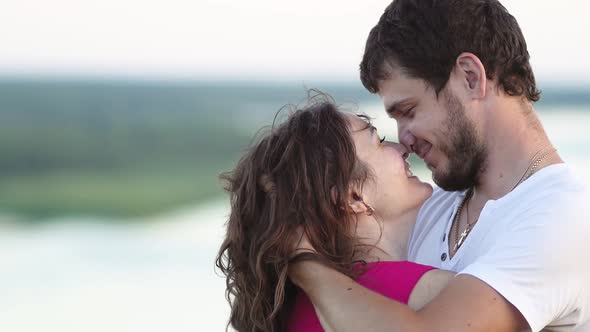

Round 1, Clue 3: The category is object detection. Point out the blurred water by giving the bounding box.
[0,201,231,332]
[1,105,589,332]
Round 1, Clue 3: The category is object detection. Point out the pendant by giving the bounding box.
[454,225,472,252]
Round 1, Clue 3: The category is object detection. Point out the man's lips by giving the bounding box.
[413,142,432,160]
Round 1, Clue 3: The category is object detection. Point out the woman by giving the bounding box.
[215,95,453,332]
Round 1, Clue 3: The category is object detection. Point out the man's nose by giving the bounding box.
[399,130,416,153]
[393,143,410,160]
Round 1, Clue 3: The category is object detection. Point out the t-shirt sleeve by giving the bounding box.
[458,208,590,332]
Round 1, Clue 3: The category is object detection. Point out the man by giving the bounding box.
[290,0,590,331]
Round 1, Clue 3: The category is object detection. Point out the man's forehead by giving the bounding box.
[378,87,414,112]
[377,76,429,108]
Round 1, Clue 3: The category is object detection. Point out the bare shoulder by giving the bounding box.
[407,269,455,310]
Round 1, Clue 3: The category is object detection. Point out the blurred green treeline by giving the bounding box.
[0,79,376,219]
[1,78,588,220]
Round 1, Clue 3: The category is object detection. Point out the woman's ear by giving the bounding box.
[347,187,369,214]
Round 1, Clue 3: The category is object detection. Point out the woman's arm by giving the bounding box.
[407,269,454,310]
[291,260,526,332]
[312,269,454,331]
[313,306,336,332]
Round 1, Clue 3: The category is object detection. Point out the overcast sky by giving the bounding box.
[1,0,589,84]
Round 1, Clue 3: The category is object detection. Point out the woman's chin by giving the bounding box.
[413,179,434,203]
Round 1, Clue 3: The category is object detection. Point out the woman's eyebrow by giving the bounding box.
[353,114,374,132]
[362,124,376,134]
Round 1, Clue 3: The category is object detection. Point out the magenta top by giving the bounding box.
[287,261,436,332]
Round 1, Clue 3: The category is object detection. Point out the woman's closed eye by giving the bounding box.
[370,125,386,144]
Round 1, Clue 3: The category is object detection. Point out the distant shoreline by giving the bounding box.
[0,80,587,221]
[0,77,588,106]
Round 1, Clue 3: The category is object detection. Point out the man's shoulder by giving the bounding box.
[511,164,589,215]
[493,165,590,247]
[530,163,587,193]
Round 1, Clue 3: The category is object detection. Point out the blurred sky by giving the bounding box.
[1,0,589,83]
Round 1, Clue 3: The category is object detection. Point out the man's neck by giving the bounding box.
[474,100,562,202]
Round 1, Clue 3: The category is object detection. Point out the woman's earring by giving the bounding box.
[361,201,374,216]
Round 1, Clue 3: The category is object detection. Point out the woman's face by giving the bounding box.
[346,113,433,218]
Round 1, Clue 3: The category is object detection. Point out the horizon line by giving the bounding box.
[0,72,589,90]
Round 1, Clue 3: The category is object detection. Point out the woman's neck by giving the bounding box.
[353,207,420,262]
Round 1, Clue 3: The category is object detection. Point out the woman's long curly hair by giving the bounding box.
[215,95,372,332]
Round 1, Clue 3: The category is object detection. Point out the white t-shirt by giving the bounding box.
[408,164,590,332]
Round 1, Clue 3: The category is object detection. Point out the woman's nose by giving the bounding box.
[388,142,410,160]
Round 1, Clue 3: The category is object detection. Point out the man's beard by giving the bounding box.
[432,92,487,192]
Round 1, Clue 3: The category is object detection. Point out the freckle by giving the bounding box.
[499,173,504,178]
[467,323,471,327]
[347,288,352,291]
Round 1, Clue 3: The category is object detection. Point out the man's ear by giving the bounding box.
[347,187,369,214]
[453,52,487,100]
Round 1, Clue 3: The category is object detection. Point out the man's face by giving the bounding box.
[377,68,486,191]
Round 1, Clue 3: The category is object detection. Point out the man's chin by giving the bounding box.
[429,162,465,190]
[430,166,446,184]
[435,178,472,192]
[432,172,447,189]
[432,170,469,192]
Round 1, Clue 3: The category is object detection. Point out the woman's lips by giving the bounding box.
[404,162,415,178]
